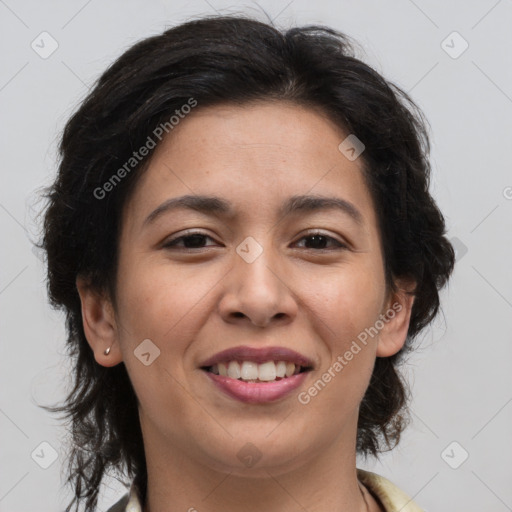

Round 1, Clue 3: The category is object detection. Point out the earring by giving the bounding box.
[104,346,111,355]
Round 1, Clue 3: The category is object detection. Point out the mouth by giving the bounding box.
[201,364,312,404]
[200,346,314,405]
[198,345,314,403]
[199,345,314,382]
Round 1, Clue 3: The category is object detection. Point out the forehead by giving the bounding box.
[122,101,376,231]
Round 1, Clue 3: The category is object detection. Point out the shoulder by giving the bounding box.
[357,468,424,512]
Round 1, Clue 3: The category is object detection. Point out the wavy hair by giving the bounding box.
[36,14,455,511]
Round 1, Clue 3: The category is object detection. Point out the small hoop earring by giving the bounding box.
[104,346,111,355]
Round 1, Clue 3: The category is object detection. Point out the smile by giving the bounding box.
[201,360,312,404]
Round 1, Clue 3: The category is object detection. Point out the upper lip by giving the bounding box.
[200,345,315,369]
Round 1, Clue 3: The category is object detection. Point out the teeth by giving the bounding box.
[258,361,276,381]
[285,362,295,378]
[276,361,287,378]
[227,361,241,379]
[209,361,304,382]
[241,361,258,380]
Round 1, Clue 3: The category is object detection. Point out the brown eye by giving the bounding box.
[294,232,347,250]
[163,232,217,249]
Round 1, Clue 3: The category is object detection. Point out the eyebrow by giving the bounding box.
[142,194,364,228]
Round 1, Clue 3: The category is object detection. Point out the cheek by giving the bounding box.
[115,260,220,353]
[302,263,384,405]
[113,262,206,406]
[311,263,385,344]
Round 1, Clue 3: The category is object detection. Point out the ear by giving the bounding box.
[376,277,416,358]
[75,275,123,367]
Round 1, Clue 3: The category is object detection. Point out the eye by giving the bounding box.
[162,231,218,250]
[293,231,348,251]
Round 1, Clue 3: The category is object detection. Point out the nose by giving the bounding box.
[217,241,298,328]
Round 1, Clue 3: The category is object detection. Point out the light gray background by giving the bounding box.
[1,1,511,511]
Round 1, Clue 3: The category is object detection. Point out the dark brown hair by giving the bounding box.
[36,14,455,511]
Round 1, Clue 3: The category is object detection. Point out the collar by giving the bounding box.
[109,469,424,512]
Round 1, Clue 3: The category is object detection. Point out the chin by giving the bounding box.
[200,436,310,477]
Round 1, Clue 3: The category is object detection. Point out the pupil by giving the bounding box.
[184,234,205,248]
[307,235,327,249]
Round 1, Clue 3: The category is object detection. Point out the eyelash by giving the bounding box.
[162,230,348,251]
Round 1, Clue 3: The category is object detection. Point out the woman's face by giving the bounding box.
[84,101,413,475]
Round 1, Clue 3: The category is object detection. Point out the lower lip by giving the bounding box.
[203,370,310,404]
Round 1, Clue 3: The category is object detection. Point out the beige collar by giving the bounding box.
[108,468,424,512]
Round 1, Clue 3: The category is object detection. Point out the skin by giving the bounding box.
[77,101,415,512]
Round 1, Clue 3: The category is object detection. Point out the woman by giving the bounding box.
[38,14,455,512]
